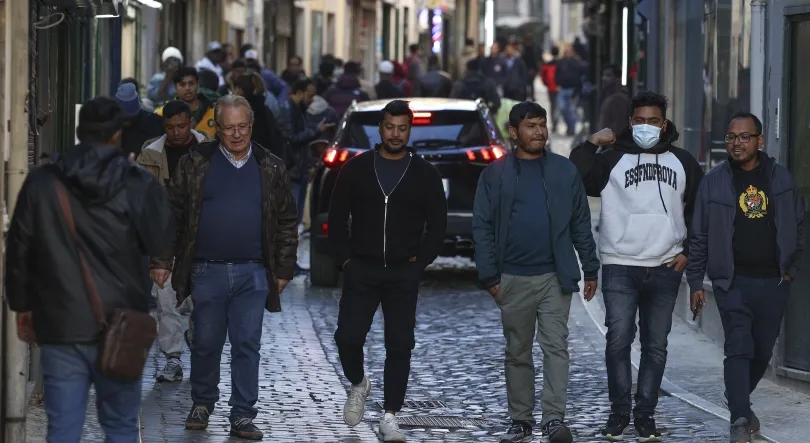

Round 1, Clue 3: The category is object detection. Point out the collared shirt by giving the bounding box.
[219,144,253,168]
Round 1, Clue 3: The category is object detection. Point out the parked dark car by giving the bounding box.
[309,98,515,286]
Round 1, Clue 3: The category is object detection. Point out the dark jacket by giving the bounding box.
[555,57,585,90]
[279,98,318,180]
[482,54,507,86]
[245,93,287,159]
[328,147,448,270]
[375,79,407,100]
[324,74,370,118]
[598,86,632,134]
[686,152,804,293]
[153,141,298,312]
[502,56,529,101]
[413,69,453,98]
[450,72,501,113]
[121,110,164,157]
[472,151,599,293]
[6,144,174,343]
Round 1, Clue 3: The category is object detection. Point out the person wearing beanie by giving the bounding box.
[375,60,406,99]
[148,46,185,105]
[115,83,164,157]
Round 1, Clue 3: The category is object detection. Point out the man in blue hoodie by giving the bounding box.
[687,113,803,443]
[570,92,704,442]
[473,101,599,443]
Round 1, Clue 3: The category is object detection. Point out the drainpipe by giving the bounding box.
[3,0,30,440]
[750,0,766,122]
[247,0,255,45]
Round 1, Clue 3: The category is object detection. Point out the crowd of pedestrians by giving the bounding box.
[2,33,802,443]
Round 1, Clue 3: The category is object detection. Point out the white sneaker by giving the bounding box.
[378,413,406,442]
[343,376,371,426]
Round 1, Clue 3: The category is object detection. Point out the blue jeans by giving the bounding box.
[290,179,306,225]
[40,344,141,443]
[602,264,683,417]
[557,87,579,135]
[714,275,790,423]
[189,262,268,421]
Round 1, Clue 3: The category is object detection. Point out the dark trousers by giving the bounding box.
[714,275,790,423]
[547,91,559,131]
[189,262,268,422]
[334,259,420,412]
[602,264,683,417]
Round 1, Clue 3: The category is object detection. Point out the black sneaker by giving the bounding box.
[542,419,573,443]
[184,405,210,430]
[230,417,264,440]
[722,391,760,433]
[730,417,751,443]
[601,413,630,441]
[634,415,662,442]
[499,421,533,443]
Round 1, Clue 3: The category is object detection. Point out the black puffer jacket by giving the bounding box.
[5,144,174,344]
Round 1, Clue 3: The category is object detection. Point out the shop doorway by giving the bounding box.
[784,14,810,373]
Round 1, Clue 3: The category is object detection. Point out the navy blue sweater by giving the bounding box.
[194,150,264,260]
[502,158,555,276]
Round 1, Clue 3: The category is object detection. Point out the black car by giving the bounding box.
[309,98,512,286]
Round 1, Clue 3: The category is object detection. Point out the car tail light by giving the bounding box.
[412,111,432,125]
[321,222,328,235]
[465,145,506,163]
[323,147,356,168]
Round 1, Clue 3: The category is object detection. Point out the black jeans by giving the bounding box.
[334,259,420,412]
[714,275,790,423]
[602,264,683,417]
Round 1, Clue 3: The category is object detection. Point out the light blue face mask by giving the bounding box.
[631,124,662,150]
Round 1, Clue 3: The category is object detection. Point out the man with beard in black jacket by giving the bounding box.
[6,96,174,443]
[329,100,447,442]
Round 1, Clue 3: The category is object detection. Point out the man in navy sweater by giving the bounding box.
[152,95,298,440]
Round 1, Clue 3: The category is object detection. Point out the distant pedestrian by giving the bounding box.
[115,83,164,157]
[598,64,632,135]
[324,61,372,118]
[6,96,174,443]
[195,41,226,86]
[687,113,803,443]
[147,46,183,106]
[155,67,217,138]
[412,54,453,98]
[281,55,307,87]
[502,40,529,101]
[405,44,424,81]
[329,100,447,442]
[375,61,406,99]
[540,47,560,132]
[449,58,501,113]
[472,101,598,443]
[554,46,585,135]
[139,100,208,384]
[156,95,298,440]
[570,92,704,442]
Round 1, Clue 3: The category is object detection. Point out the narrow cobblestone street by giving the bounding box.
[130,268,733,442]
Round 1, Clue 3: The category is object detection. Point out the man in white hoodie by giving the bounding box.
[570,92,703,442]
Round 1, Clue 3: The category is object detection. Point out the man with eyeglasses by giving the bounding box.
[687,112,804,443]
[153,95,299,440]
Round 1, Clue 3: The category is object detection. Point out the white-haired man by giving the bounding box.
[152,95,298,440]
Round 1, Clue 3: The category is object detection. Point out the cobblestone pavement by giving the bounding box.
[308,271,733,443]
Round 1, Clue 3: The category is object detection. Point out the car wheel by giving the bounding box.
[310,252,339,287]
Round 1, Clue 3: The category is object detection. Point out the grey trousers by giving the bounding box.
[496,272,572,425]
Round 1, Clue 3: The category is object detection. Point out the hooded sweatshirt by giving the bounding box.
[324,74,371,118]
[569,122,704,267]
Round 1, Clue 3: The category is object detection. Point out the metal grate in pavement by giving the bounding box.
[376,400,448,409]
[396,415,489,429]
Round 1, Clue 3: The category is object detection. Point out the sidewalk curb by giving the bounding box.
[577,295,801,443]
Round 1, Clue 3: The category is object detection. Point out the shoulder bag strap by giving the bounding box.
[54,179,106,327]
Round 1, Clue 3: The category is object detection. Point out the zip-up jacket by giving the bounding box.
[328,146,448,270]
[472,151,599,294]
[686,152,804,293]
[570,122,704,267]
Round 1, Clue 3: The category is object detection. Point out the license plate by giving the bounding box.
[442,179,450,199]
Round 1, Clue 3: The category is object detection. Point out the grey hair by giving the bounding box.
[213,94,255,126]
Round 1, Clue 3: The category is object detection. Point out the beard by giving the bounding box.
[382,140,406,154]
[519,139,546,154]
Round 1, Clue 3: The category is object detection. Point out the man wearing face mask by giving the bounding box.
[687,113,803,443]
[570,91,704,442]
[328,100,447,442]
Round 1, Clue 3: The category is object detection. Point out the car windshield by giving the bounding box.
[340,110,491,149]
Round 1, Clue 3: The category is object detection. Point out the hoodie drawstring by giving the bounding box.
[655,153,668,214]
[636,153,669,214]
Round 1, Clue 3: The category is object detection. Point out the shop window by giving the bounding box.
[311,11,324,72]
[784,15,810,374]
[703,0,752,167]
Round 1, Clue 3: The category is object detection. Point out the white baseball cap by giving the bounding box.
[244,49,259,60]
[379,60,394,74]
[207,41,222,52]
[161,47,183,63]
